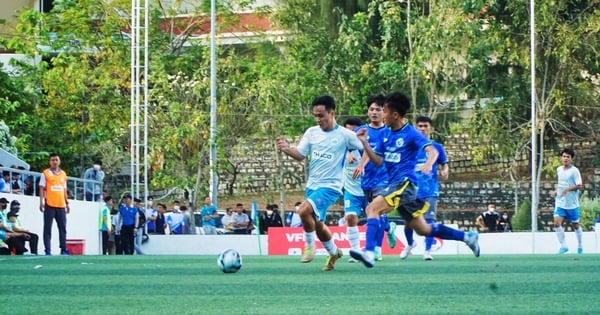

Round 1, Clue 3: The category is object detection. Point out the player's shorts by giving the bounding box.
[305,187,341,222]
[423,197,438,221]
[344,190,367,217]
[553,206,580,223]
[374,180,429,222]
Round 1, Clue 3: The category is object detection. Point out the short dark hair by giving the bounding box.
[415,116,433,125]
[295,201,302,206]
[49,152,59,158]
[236,203,243,207]
[384,92,411,117]
[311,95,336,111]
[104,196,113,202]
[560,148,575,158]
[344,117,363,127]
[94,160,103,166]
[366,94,385,108]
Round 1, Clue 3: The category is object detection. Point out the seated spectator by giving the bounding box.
[497,211,512,232]
[221,207,234,233]
[7,203,39,255]
[11,170,25,195]
[0,171,10,193]
[259,204,283,234]
[231,203,250,234]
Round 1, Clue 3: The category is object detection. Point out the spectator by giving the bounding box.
[110,206,122,255]
[153,203,167,235]
[286,202,302,227]
[99,196,113,255]
[7,203,39,255]
[259,204,283,234]
[497,211,512,232]
[181,205,192,234]
[144,196,157,233]
[0,199,28,255]
[118,194,138,255]
[231,203,250,234]
[39,153,70,256]
[11,170,25,195]
[133,198,145,254]
[200,196,218,235]
[477,203,500,232]
[82,160,105,202]
[167,201,184,234]
[221,207,234,233]
[1,171,10,193]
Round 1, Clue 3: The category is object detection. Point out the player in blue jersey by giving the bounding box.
[342,117,368,259]
[350,92,479,268]
[352,94,396,262]
[277,95,364,271]
[399,116,449,261]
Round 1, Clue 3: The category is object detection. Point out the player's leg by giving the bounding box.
[553,207,568,254]
[422,197,438,260]
[374,215,387,260]
[306,188,344,270]
[349,193,393,268]
[400,224,416,259]
[344,191,363,253]
[296,198,317,263]
[568,208,583,254]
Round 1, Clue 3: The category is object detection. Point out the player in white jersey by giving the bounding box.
[277,95,363,271]
[342,118,368,260]
[551,148,583,254]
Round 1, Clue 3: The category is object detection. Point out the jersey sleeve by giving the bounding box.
[435,142,448,165]
[295,128,311,158]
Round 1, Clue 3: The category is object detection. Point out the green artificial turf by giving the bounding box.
[1,254,598,314]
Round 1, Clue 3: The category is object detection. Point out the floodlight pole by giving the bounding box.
[530,0,538,253]
[209,0,218,207]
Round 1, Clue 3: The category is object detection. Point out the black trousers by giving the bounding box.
[121,225,135,255]
[6,235,28,254]
[24,232,39,254]
[101,230,110,255]
[43,205,67,252]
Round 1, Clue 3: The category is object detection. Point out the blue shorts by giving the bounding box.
[423,197,437,221]
[373,180,429,222]
[553,207,580,223]
[306,187,341,222]
[344,190,367,217]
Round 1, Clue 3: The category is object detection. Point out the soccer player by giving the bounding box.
[399,116,449,261]
[277,95,363,271]
[342,117,368,259]
[352,94,395,261]
[551,148,583,254]
[350,92,479,268]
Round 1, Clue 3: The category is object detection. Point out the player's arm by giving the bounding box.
[277,136,305,161]
[418,145,439,175]
[439,163,449,180]
[356,129,383,167]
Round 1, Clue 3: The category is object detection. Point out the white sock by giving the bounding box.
[375,246,382,255]
[575,227,583,248]
[365,250,375,261]
[347,226,360,250]
[304,231,316,248]
[321,240,337,255]
[555,226,567,247]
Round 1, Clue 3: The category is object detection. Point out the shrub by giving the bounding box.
[579,194,600,231]
[512,199,544,231]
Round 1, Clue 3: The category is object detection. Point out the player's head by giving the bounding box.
[311,95,336,131]
[560,148,575,166]
[415,116,434,138]
[366,94,385,125]
[383,92,411,127]
[344,117,363,131]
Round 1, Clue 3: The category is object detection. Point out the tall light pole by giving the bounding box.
[209,0,218,207]
[530,0,538,252]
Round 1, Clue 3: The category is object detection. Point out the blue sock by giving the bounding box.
[381,214,390,231]
[424,218,434,250]
[375,216,388,247]
[365,218,380,251]
[404,227,414,246]
[430,223,465,241]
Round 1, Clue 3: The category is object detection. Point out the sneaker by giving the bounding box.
[387,222,397,249]
[423,251,433,261]
[300,246,315,263]
[400,242,416,260]
[348,257,359,263]
[44,249,51,256]
[465,231,480,257]
[349,249,374,268]
[60,249,70,256]
[577,247,583,254]
[375,252,383,261]
[558,247,568,254]
[322,249,343,271]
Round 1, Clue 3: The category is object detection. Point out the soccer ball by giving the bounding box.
[217,249,242,273]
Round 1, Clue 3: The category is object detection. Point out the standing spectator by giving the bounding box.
[82,160,105,202]
[180,205,192,234]
[167,201,184,234]
[39,153,70,256]
[11,171,25,195]
[497,211,512,232]
[111,206,122,254]
[286,202,303,227]
[552,148,583,254]
[118,194,138,255]
[133,198,145,254]
[153,203,167,235]
[144,196,157,233]
[277,95,363,271]
[99,196,113,255]
[7,202,39,255]
[477,203,500,233]
[221,207,234,233]
[200,196,218,235]
[259,204,283,234]
[231,203,250,234]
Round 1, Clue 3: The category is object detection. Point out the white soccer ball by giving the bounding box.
[217,249,242,273]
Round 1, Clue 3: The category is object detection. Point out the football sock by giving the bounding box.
[555,226,567,247]
[575,227,583,248]
[431,223,465,241]
[365,218,380,251]
[404,227,415,246]
[304,231,316,248]
[347,226,360,250]
[322,240,337,255]
[424,218,435,251]
[375,219,385,247]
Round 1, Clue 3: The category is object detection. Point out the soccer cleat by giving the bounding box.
[60,249,70,256]
[375,251,383,261]
[577,247,583,254]
[348,257,359,263]
[558,247,568,254]
[465,231,480,257]
[45,249,51,256]
[387,222,397,249]
[423,251,433,261]
[300,246,315,263]
[349,249,374,268]
[322,249,343,271]
[400,242,416,260]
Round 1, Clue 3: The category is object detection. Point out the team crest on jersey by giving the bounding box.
[330,138,340,146]
[396,138,404,147]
